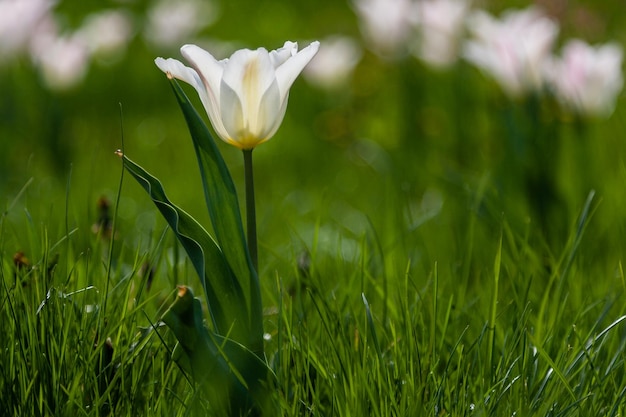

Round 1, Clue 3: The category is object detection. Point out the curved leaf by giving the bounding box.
[118,151,251,344]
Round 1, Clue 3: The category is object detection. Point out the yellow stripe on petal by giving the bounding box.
[242,55,262,131]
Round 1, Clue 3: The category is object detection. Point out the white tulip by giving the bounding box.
[545,39,623,117]
[78,10,133,59]
[413,0,470,69]
[463,7,558,96]
[0,0,53,61]
[145,0,218,49]
[303,36,362,89]
[352,0,419,59]
[156,41,320,149]
[30,28,90,90]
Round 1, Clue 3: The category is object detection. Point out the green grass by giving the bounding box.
[3,158,626,416]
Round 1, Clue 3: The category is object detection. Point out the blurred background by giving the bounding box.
[1,0,625,289]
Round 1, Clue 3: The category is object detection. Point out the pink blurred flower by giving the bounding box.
[413,0,470,69]
[353,0,419,59]
[463,6,559,96]
[545,39,623,117]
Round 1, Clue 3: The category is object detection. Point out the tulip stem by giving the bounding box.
[243,149,258,272]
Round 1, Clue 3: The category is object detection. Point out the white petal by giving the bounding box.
[220,47,277,142]
[180,44,230,141]
[180,44,225,95]
[218,81,245,146]
[261,88,289,141]
[275,41,320,104]
[254,78,282,139]
[155,56,221,136]
[155,57,202,88]
[269,41,298,67]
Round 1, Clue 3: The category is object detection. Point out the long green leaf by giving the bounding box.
[118,151,251,345]
[168,78,263,355]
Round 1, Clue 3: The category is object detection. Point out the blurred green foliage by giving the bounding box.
[0,0,623,278]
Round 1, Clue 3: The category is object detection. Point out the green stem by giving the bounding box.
[243,149,258,272]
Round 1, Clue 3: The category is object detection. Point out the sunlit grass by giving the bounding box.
[3,148,626,416]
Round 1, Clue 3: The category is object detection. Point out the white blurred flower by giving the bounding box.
[78,10,133,59]
[32,32,90,90]
[463,6,559,96]
[0,0,54,61]
[413,0,471,69]
[353,0,419,59]
[155,41,320,150]
[545,39,623,117]
[29,18,90,90]
[303,36,362,89]
[145,0,218,49]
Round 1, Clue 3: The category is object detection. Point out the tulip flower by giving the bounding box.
[156,41,319,270]
[0,0,53,61]
[352,0,419,59]
[545,39,623,117]
[77,10,133,59]
[155,40,320,150]
[303,36,362,89]
[30,32,90,90]
[413,0,470,69]
[463,6,558,96]
[145,0,217,49]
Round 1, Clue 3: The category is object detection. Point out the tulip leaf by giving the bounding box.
[168,78,264,355]
[162,286,275,415]
[118,152,252,345]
